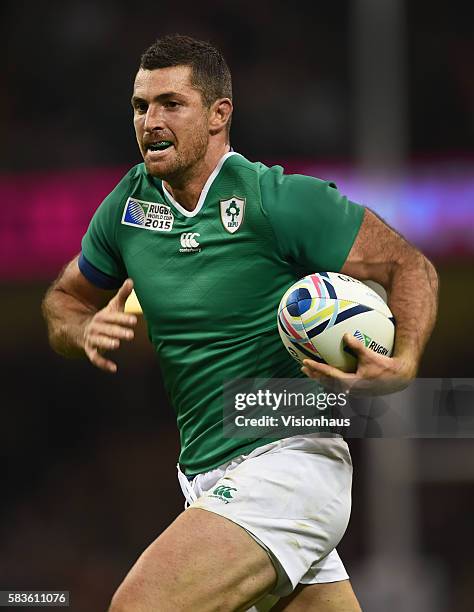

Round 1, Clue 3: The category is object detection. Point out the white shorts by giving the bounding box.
[177,434,352,599]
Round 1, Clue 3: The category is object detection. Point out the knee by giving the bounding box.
[108,586,140,612]
[108,594,126,612]
[109,581,173,612]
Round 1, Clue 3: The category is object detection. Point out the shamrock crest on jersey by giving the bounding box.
[220,196,245,233]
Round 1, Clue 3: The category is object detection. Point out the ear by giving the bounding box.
[209,98,233,134]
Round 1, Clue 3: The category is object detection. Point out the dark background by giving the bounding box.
[1,1,473,611]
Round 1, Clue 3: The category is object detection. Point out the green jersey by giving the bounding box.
[80,152,364,475]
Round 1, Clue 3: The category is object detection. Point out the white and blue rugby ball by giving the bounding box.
[277,272,395,372]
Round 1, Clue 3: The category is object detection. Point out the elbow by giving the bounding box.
[41,287,72,356]
[392,246,439,299]
[41,301,62,354]
[404,249,439,315]
[41,293,55,348]
[421,253,439,296]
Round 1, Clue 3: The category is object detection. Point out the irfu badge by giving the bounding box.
[219,196,245,234]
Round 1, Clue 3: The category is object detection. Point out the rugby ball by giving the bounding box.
[277,272,395,372]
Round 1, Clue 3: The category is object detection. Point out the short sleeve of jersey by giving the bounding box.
[260,166,365,273]
[80,168,137,286]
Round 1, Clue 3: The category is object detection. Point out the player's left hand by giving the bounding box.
[301,333,417,396]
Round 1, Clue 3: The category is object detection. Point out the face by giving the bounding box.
[132,65,210,180]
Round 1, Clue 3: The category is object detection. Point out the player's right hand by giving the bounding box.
[83,278,137,373]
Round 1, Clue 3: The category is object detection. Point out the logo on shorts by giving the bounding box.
[209,485,237,503]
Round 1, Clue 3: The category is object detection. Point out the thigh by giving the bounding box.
[192,437,353,597]
[272,580,362,612]
[109,507,277,612]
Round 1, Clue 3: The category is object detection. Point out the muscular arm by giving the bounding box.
[42,255,137,372]
[341,208,439,376]
[302,208,439,392]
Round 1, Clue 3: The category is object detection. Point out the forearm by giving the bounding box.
[42,257,135,373]
[307,209,439,391]
[42,285,96,358]
[387,250,438,374]
[341,209,439,378]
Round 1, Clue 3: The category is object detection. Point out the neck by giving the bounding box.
[164,142,231,211]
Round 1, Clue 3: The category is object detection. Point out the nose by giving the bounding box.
[143,104,165,133]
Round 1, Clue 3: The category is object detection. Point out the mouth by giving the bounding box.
[146,140,173,153]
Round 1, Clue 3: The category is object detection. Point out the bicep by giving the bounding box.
[340,208,413,287]
[53,254,116,311]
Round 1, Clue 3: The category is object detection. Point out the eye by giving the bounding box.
[165,101,180,109]
[134,102,148,114]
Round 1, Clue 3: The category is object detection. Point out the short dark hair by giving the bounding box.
[140,34,232,108]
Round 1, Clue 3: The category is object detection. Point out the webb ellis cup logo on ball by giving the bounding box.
[220,196,245,233]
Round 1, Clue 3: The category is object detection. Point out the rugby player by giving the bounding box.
[42,34,438,611]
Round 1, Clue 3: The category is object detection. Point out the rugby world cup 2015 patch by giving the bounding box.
[121,197,174,232]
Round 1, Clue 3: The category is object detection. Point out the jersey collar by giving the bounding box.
[161,151,238,218]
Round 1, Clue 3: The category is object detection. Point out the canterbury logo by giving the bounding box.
[212,485,237,499]
[180,232,200,248]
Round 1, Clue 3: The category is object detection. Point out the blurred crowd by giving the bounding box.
[1,0,473,171]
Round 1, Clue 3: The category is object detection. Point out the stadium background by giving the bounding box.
[1,1,473,610]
